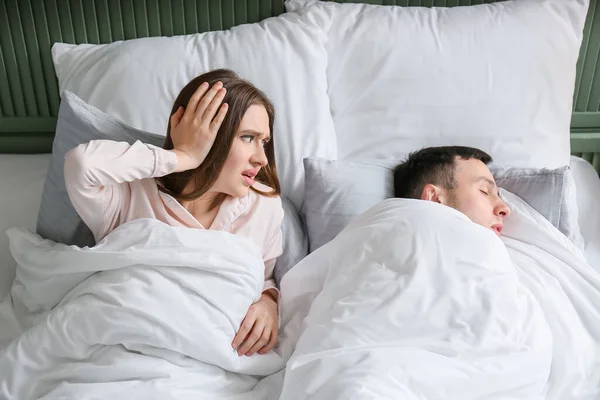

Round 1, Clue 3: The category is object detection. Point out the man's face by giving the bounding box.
[442,158,511,236]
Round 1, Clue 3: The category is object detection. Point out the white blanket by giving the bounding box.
[2,194,600,400]
[0,219,285,400]
[278,191,600,400]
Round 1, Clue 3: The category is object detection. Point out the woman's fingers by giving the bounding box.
[169,106,184,130]
[195,81,223,121]
[183,82,209,120]
[246,327,271,356]
[232,311,255,351]
[237,323,266,356]
[258,326,277,355]
[209,103,229,132]
[203,87,227,125]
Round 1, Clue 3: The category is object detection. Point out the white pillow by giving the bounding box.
[570,156,600,268]
[51,11,336,209]
[286,0,588,168]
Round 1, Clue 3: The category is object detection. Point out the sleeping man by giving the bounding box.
[392,145,511,236]
[277,147,600,399]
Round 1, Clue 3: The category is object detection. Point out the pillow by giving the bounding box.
[275,197,309,287]
[286,0,588,169]
[51,10,337,210]
[302,157,583,252]
[302,159,394,252]
[489,163,584,250]
[37,91,164,248]
[37,92,310,281]
[570,156,600,268]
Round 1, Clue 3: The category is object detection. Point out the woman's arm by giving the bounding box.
[64,140,179,241]
[262,258,280,302]
[231,200,284,357]
[64,81,228,241]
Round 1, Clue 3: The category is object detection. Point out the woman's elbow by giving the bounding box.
[64,142,96,184]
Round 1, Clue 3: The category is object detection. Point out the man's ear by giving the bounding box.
[420,184,444,204]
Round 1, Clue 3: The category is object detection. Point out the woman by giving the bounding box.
[64,69,283,357]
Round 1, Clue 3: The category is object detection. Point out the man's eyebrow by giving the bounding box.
[240,129,270,140]
[474,176,497,187]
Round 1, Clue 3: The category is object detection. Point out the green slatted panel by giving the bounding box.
[1,0,28,117]
[572,0,600,140]
[31,1,61,115]
[19,1,50,117]
[0,42,15,116]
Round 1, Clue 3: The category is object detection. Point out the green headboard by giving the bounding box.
[1,0,600,173]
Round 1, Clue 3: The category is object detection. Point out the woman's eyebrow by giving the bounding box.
[240,129,270,140]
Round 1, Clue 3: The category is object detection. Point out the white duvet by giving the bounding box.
[277,190,600,400]
[2,192,600,400]
[0,219,285,400]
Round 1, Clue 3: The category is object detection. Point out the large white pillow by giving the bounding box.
[286,0,588,168]
[51,11,336,209]
[570,156,600,268]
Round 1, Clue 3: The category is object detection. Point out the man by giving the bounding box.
[393,146,510,236]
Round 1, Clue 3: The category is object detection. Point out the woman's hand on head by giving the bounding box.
[170,81,229,172]
[232,291,279,357]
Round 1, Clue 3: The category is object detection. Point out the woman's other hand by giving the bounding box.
[232,291,279,357]
[170,81,229,172]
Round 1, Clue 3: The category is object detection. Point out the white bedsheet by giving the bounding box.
[0,219,286,400]
[278,193,600,399]
[0,154,50,299]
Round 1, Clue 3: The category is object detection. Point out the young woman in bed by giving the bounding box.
[64,69,283,358]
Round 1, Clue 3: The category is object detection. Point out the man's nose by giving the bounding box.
[496,199,511,218]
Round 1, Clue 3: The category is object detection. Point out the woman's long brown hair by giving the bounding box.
[156,69,280,210]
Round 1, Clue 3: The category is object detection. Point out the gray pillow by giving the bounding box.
[37,91,164,247]
[302,159,395,252]
[37,91,310,282]
[302,157,584,252]
[489,163,583,249]
[275,197,309,287]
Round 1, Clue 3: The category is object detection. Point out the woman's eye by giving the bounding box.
[241,135,254,143]
[262,140,269,147]
[480,190,489,196]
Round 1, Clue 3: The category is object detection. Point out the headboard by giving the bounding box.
[1,0,599,173]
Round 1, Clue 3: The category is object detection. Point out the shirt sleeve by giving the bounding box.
[64,139,178,242]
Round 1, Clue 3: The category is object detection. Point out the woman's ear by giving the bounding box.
[420,184,443,203]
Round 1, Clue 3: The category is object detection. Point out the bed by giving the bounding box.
[1,0,600,399]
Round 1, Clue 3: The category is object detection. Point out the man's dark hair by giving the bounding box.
[393,146,492,199]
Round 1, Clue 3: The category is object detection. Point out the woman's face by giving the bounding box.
[210,104,271,198]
